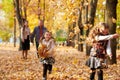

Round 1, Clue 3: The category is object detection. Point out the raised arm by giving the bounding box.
[95,33,119,41]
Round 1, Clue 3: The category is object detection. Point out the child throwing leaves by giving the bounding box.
[86,23,119,80]
[38,31,56,80]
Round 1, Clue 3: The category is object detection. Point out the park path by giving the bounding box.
[0,44,120,80]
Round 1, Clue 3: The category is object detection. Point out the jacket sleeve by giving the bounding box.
[95,34,114,41]
[46,39,56,57]
[21,28,24,41]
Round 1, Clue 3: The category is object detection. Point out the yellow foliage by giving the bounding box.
[27,15,38,32]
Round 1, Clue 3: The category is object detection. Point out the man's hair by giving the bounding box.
[39,19,44,23]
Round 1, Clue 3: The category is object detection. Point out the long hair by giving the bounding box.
[87,22,109,44]
[23,20,28,31]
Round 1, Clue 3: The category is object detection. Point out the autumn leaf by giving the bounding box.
[112,17,117,23]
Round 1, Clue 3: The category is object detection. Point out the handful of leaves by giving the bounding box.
[38,44,48,58]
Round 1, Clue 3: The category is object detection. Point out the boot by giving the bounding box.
[90,71,95,80]
[42,77,47,80]
[97,69,103,80]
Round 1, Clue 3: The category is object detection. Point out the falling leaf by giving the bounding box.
[112,17,117,23]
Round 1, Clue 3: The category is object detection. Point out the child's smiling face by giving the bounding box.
[99,23,109,35]
[99,26,109,35]
[44,32,51,41]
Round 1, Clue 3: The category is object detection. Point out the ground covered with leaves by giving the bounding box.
[0,43,120,80]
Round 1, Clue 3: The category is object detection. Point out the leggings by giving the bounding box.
[90,68,103,80]
[43,64,52,78]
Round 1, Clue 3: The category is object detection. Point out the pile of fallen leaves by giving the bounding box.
[0,43,120,80]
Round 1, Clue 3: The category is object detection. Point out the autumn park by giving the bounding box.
[0,0,120,80]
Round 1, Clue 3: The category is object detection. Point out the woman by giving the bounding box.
[21,20,30,59]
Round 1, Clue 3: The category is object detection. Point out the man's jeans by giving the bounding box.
[36,42,39,58]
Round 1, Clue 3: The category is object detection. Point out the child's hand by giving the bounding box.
[93,52,96,56]
[22,39,24,42]
[113,34,119,38]
[32,43,34,46]
[108,54,112,60]
[44,49,48,53]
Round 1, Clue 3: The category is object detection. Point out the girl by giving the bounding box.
[86,23,119,80]
[21,20,30,59]
[38,31,56,80]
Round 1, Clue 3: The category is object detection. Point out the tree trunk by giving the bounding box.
[77,0,85,52]
[43,0,45,21]
[38,0,40,19]
[106,0,118,64]
[88,0,98,25]
[14,0,23,50]
[77,8,83,52]
[86,0,98,56]
[71,22,76,47]
[85,0,88,24]
[14,0,22,26]
[23,0,27,19]
[13,0,16,47]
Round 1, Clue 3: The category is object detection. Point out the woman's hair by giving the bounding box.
[87,22,109,44]
[23,19,28,31]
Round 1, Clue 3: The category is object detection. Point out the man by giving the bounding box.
[31,20,47,58]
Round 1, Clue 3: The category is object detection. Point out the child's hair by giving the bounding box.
[87,22,109,44]
[39,31,53,42]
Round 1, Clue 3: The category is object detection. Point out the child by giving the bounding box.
[38,31,56,80]
[86,23,119,80]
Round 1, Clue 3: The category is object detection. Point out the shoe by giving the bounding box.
[42,77,46,80]
[43,60,48,64]
[48,71,52,74]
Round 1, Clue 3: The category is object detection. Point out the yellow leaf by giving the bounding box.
[72,59,78,64]
[53,67,58,72]
[112,17,117,23]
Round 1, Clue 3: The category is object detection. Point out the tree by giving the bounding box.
[88,0,98,25]
[77,0,84,52]
[86,0,98,56]
[38,0,41,19]
[14,0,23,26]
[14,0,23,50]
[0,0,13,42]
[106,0,118,64]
